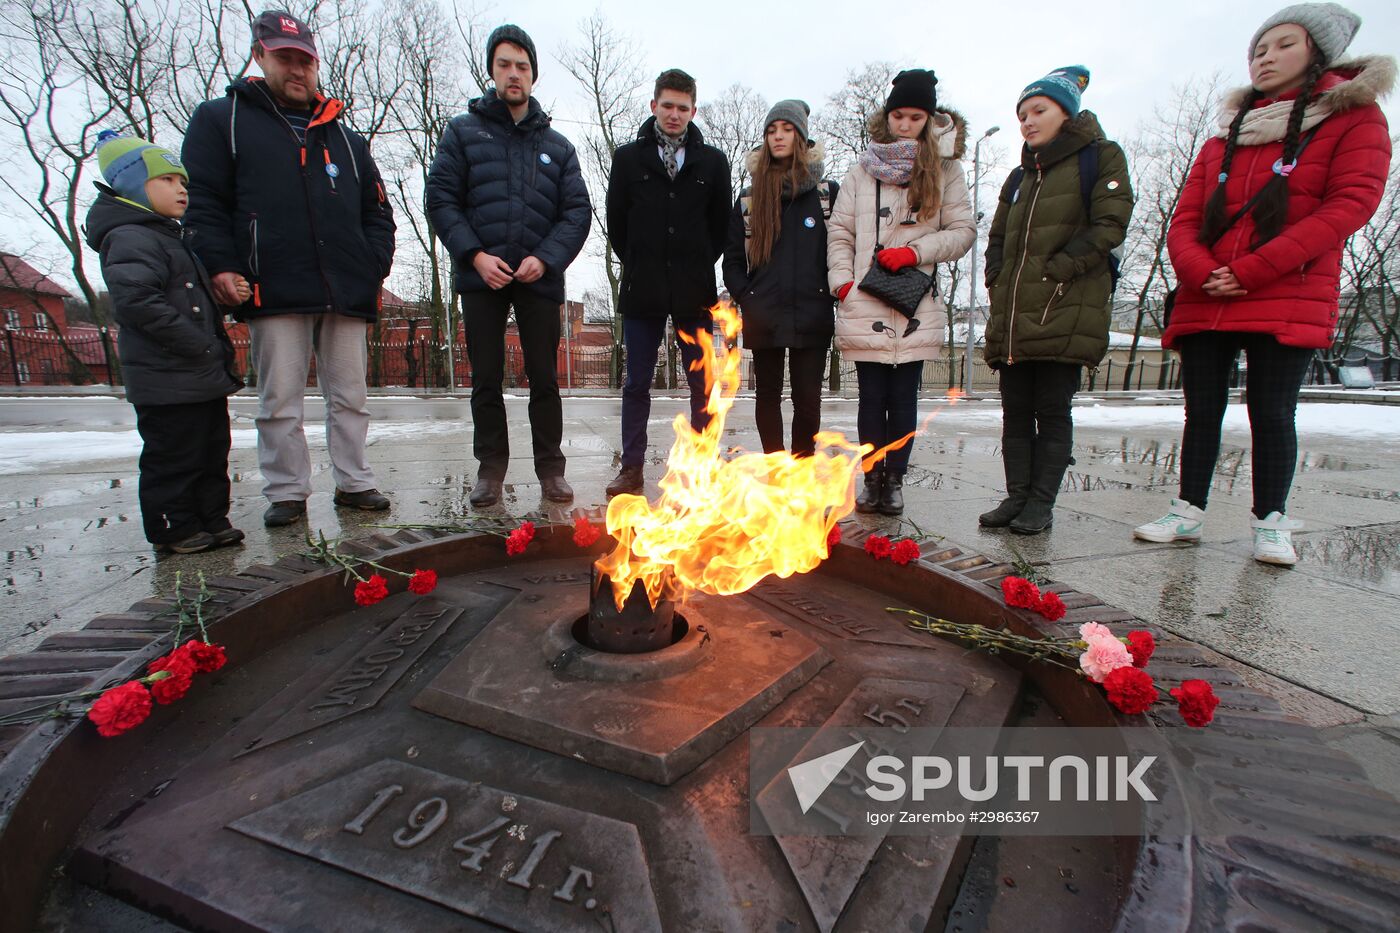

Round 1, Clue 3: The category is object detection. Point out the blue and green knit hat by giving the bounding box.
[1017,66,1091,117]
[96,130,187,209]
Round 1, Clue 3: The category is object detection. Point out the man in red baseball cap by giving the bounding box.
[250,9,319,60]
[182,9,397,527]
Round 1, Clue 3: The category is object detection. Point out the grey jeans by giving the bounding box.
[249,313,375,502]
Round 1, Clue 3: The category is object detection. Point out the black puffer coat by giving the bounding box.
[85,189,242,406]
[606,118,731,319]
[426,91,592,302]
[181,78,396,321]
[722,149,838,349]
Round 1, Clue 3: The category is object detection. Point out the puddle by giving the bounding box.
[1295,524,1400,594]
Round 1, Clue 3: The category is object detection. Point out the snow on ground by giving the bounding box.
[929,401,1400,439]
[0,403,1395,474]
[0,421,462,475]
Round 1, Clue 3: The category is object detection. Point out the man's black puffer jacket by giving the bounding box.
[426,90,592,301]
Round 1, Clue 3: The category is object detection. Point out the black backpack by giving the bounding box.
[1007,143,1121,291]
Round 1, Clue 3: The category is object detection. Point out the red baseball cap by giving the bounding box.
[252,10,319,61]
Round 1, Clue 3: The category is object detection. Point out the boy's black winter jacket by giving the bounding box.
[86,189,242,406]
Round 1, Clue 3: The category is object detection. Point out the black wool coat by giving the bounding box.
[86,189,242,407]
[426,91,592,302]
[606,118,732,319]
[722,172,839,350]
[181,78,396,321]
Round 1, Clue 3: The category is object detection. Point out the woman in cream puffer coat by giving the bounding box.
[827,68,975,514]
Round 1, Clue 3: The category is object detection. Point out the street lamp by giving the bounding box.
[963,125,1000,392]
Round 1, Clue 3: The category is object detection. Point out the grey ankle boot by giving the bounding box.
[980,438,1034,527]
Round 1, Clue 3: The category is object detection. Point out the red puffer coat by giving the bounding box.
[1165,56,1394,349]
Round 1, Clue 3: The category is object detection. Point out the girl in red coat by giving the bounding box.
[1133,1,1392,566]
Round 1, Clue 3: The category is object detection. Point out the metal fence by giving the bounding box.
[1,327,1396,394]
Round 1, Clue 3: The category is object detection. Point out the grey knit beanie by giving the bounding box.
[487,24,538,80]
[1249,2,1361,66]
[764,99,811,143]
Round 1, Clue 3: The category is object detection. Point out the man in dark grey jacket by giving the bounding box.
[426,24,591,507]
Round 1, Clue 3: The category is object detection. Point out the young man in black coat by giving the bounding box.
[181,10,396,528]
[604,70,732,498]
[426,25,592,508]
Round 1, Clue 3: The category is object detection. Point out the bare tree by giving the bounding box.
[1337,143,1400,377]
[557,10,645,386]
[697,82,767,194]
[1118,73,1224,385]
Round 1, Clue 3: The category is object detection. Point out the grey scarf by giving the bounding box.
[658,125,688,180]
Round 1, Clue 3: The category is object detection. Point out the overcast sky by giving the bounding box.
[489,0,1400,301]
[8,0,1398,304]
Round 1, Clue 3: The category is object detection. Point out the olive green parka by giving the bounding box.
[983,111,1134,368]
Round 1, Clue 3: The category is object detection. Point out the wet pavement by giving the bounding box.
[2,391,1399,791]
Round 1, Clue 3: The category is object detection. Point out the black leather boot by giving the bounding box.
[979,438,1034,527]
[878,474,904,515]
[855,468,883,514]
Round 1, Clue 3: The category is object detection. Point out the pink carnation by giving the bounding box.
[1078,622,1114,643]
[1079,634,1134,684]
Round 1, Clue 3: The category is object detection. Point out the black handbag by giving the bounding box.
[858,181,932,321]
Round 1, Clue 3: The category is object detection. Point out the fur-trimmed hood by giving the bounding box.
[866,107,969,160]
[743,140,825,176]
[1217,54,1395,136]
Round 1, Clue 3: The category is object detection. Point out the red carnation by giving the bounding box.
[891,538,920,566]
[408,569,438,595]
[506,529,529,556]
[1038,591,1067,621]
[181,640,227,673]
[148,666,194,705]
[827,526,841,549]
[517,521,536,543]
[1171,679,1220,728]
[573,517,601,548]
[864,534,892,559]
[1103,666,1159,715]
[354,573,390,606]
[1000,576,1042,610]
[1127,631,1155,668]
[87,681,152,737]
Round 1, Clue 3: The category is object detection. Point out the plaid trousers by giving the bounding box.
[1176,331,1313,518]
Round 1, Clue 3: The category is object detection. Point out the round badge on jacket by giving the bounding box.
[539,153,552,165]
[326,163,340,178]
[804,217,816,228]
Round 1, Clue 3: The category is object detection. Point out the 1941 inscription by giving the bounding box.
[229,759,662,932]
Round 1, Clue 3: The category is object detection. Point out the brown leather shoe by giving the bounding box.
[540,475,574,503]
[334,488,391,510]
[606,465,644,498]
[469,476,503,508]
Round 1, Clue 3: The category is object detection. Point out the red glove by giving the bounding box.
[835,281,854,301]
[876,246,918,272]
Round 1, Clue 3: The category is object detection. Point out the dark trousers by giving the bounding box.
[998,361,1081,448]
[855,361,923,475]
[621,315,711,468]
[462,284,564,480]
[1177,331,1313,517]
[752,347,826,456]
[133,398,232,545]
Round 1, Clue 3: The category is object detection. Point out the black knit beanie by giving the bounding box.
[885,69,938,114]
[487,24,538,81]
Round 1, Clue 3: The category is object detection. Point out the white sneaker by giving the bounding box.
[1251,512,1301,566]
[1133,498,1206,543]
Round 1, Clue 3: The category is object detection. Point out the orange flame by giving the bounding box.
[596,303,871,609]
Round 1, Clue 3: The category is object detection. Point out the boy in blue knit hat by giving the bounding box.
[87,130,246,554]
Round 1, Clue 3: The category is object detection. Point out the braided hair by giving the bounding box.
[1199,50,1326,248]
